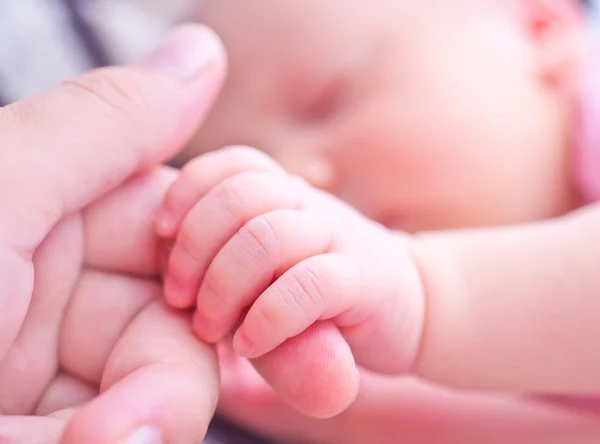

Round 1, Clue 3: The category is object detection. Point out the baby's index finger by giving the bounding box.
[155,146,283,239]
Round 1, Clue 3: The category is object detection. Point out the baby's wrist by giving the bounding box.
[384,230,430,375]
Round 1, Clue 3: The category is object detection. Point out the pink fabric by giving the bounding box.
[576,54,600,203]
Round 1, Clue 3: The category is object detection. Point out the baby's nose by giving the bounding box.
[300,157,337,191]
[270,128,339,193]
[281,155,337,193]
[283,158,336,192]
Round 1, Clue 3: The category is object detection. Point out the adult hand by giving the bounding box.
[0,24,226,443]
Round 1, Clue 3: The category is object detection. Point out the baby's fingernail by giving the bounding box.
[121,426,163,444]
[155,209,176,238]
[233,330,255,357]
[141,24,223,84]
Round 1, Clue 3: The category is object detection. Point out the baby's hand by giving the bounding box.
[156,146,425,376]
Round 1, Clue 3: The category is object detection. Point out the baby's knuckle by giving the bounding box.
[214,176,248,210]
[251,295,284,334]
[201,275,232,312]
[241,215,280,259]
[287,264,326,315]
[177,224,203,262]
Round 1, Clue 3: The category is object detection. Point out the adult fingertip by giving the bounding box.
[120,426,163,444]
[0,26,226,253]
[140,24,225,85]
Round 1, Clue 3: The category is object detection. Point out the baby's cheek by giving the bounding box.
[330,109,422,216]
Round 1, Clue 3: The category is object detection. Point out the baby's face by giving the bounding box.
[182,0,580,231]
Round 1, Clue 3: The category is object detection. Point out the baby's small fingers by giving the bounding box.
[193,209,332,343]
[165,172,301,308]
[156,146,282,238]
[233,253,359,358]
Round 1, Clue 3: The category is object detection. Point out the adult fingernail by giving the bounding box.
[121,426,163,444]
[141,24,224,84]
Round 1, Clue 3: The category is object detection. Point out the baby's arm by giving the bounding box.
[411,204,600,394]
[158,147,600,412]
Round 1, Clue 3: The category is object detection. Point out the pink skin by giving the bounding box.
[158,146,600,420]
[156,146,425,416]
[180,0,584,232]
[216,348,600,444]
[0,25,227,443]
[156,1,600,443]
[158,147,425,364]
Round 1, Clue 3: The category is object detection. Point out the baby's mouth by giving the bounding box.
[377,214,405,231]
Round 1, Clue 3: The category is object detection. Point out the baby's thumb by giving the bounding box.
[217,344,334,443]
[250,322,359,419]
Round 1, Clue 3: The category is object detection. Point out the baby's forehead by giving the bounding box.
[198,0,408,72]
[196,0,519,98]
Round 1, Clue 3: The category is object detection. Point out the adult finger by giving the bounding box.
[82,167,177,277]
[251,322,359,419]
[61,302,219,444]
[0,415,66,444]
[0,24,225,366]
[0,24,226,254]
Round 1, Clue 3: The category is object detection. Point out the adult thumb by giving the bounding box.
[0,24,225,366]
[0,24,226,254]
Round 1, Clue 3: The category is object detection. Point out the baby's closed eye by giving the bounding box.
[293,76,350,124]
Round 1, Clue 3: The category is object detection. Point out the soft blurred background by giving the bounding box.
[0,0,195,104]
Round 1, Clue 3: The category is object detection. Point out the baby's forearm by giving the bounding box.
[409,204,600,394]
[324,376,600,444]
